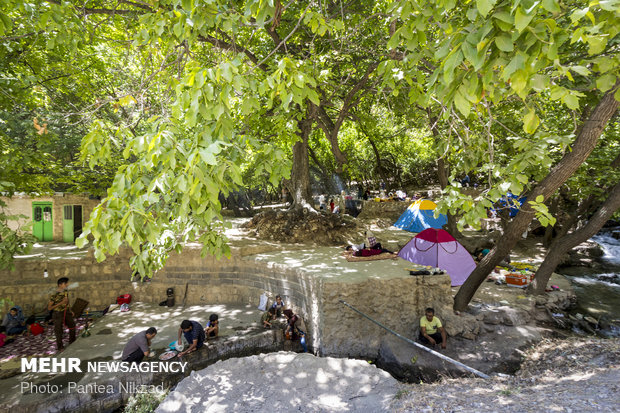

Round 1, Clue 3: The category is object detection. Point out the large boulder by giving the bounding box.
[156,352,399,413]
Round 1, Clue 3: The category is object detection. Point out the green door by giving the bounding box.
[63,205,74,243]
[32,202,53,241]
[62,205,83,243]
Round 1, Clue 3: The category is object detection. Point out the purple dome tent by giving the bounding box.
[398,228,476,286]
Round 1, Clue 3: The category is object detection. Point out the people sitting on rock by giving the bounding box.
[329,199,335,212]
[122,327,157,363]
[261,307,277,329]
[271,295,286,317]
[205,313,219,338]
[419,307,447,349]
[177,319,205,357]
[2,306,26,335]
[283,309,308,353]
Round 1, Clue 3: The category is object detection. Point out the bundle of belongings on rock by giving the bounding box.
[487,261,539,287]
[409,267,444,276]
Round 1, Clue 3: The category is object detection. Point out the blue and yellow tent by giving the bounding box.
[394,199,447,233]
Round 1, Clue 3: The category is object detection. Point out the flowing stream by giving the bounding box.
[561,227,620,337]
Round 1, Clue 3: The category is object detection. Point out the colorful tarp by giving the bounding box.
[398,228,476,286]
[394,199,447,233]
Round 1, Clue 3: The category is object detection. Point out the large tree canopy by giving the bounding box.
[1,0,618,310]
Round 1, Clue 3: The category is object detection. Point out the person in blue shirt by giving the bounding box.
[177,320,205,357]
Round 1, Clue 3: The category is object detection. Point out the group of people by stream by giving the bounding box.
[121,294,309,364]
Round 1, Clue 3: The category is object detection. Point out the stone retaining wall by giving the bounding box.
[357,200,410,221]
[0,248,453,357]
[319,274,452,358]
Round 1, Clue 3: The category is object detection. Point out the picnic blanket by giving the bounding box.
[344,252,398,262]
[0,318,87,363]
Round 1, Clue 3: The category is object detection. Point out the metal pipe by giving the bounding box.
[339,299,490,379]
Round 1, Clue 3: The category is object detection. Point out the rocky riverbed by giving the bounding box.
[393,337,620,412]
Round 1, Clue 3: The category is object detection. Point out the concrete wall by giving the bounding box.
[0,248,453,357]
[1,194,100,242]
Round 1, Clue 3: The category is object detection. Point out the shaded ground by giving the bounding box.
[0,303,278,409]
[392,337,620,413]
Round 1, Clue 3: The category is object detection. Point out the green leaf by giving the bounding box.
[570,66,590,77]
[443,50,463,84]
[0,13,12,35]
[514,7,534,33]
[596,74,617,92]
[510,70,528,97]
[570,8,589,24]
[541,0,561,13]
[454,89,471,117]
[530,74,549,91]
[476,0,497,17]
[535,195,544,203]
[587,36,607,55]
[562,93,579,110]
[492,11,513,23]
[494,34,513,52]
[523,109,540,134]
[199,148,217,165]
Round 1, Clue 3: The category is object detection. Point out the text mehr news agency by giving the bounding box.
[21,357,187,374]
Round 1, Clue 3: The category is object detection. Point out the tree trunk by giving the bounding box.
[454,84,620,311]
[428,112,460,236]
[288,115,315,210]
[542,195,560,247]
[527,181,620,294]
[308,145,337,194]
[554,194,595,241]
[367,135,390,187]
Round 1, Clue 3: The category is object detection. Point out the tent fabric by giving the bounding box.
[394,199,447,233]
[415,199,438,210]
[398,228,476,286]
